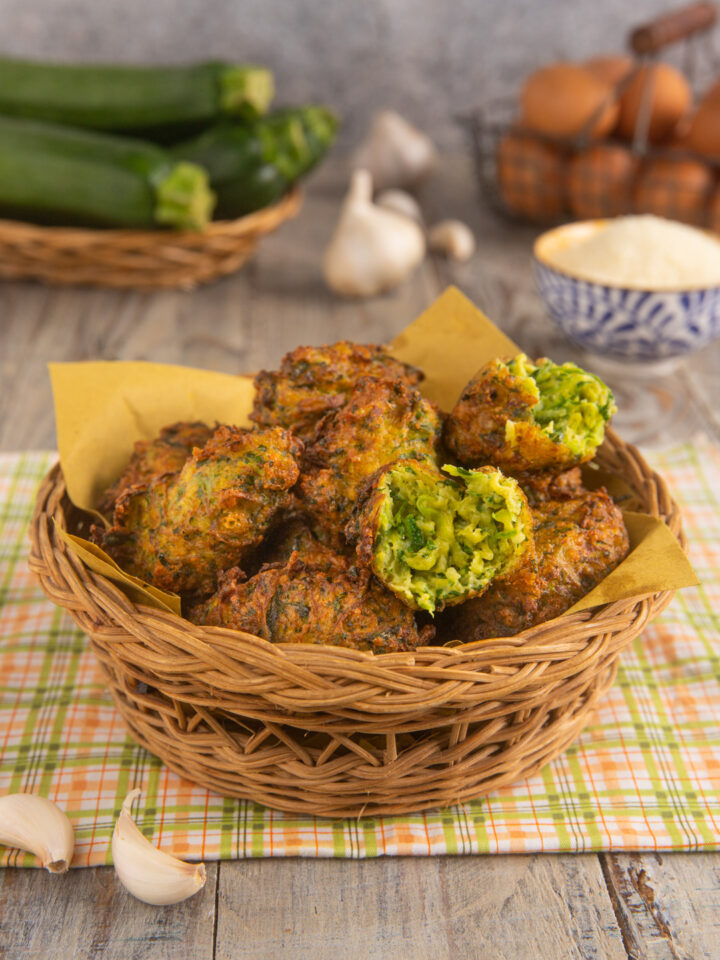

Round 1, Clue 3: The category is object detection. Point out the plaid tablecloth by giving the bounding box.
[1,442,719,867]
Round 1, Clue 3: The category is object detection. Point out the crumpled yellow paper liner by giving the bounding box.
[49,285,698,618]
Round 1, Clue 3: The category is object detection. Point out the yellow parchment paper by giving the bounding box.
[49,285,698,616]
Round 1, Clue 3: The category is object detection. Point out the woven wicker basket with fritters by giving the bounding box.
[29,425,683,817]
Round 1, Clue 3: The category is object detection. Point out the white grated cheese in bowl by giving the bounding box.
[547,215,720,290]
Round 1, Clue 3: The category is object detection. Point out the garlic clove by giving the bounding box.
[323,169,426,298]
[112,789,206,906]
[352,110,437,192]
[376,189,424,223]
[0,793,75,873]
[427,219,476,262]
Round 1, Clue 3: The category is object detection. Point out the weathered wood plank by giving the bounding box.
[0,862,218,960]
[601,852,720,960]
[215,855,627,960]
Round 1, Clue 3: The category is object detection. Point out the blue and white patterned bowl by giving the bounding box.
[533,221,720,363]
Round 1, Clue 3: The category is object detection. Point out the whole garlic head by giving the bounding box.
[352,110,437,192]
[323,169,426,298]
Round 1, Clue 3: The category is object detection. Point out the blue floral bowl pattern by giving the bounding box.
[533,222,720,363]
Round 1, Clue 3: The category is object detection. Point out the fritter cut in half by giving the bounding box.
[98,425,302,596]
[251,340,423,439]
[98,421,214,517]
[444,354,616,473]
[346,459,532,615]
[439,487,630,642]
[298,376,443,548]
[188,554,433,654]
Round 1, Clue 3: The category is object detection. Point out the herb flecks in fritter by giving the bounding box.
[297,377,443,549]
[444,354,616,473]
[438,487,629,641]
[346,459,532,615]
[251,341,423,440]
[188,554,433,654]
[100,425,302,596]
[98,421,214,517]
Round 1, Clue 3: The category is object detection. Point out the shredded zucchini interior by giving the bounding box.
[374,462,529,614]
[505,355,616,457]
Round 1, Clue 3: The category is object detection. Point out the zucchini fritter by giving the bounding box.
[297,377,443,549]
[99,425,302,596]
[438,487,629,641]
[444,354,616,473]
[251,340,424,440]
[188,554,433,653]
[98,420,214,517]
[346,458,533,615]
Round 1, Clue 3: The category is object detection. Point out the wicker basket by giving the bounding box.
[28,428,684,817]
[0,188,301,291]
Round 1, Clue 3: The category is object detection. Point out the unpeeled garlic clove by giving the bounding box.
[376,189,423,223]
[352,110,437,192]
[0,793,75,873]
[427,219,476,262]
[324,169,426,298]
[112,789,206,906]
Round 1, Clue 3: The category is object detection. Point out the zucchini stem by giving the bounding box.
[154,162,216,231]
[220,66,275,118]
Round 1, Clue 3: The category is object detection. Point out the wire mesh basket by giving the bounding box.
[463,2,720,228]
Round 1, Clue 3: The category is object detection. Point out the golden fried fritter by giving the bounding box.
[98,421,214,517]
[297,377,443,549]
[444,355,616,473]
[518,466,584,506]
[99,425,302,596]
[346,459,532,614]
[251,341,424,440]
[438,488,629,642]
[188,554,434,653]
[259,517,350,573]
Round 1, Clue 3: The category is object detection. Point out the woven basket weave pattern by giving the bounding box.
[0,188,301,291]
[29,429,682,817]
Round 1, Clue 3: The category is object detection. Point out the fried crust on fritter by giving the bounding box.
[251,341,424,440]
[259,517,350,573]
[438,488,629,642]
[518,467,584,506]
[188,554,434,654]
[98,425,302,596]
[98,421,214,517]
[297,377,443,549]
[444,359,572,473]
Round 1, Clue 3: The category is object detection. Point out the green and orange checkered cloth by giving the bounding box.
[1,442,719,867]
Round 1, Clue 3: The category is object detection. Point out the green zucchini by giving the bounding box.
[0,57,274,136]
[171,106,338,218]
[0,116,215,230]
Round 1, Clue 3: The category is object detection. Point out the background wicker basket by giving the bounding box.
[28,428,684,818]
[0,187,301,291]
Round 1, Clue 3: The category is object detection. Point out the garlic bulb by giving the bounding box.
[0,793,75,872]
[323,169,426,298]
[352,110,437,191]
[376,189,423,223]
[112,789,206,905]
[428,220,476,262]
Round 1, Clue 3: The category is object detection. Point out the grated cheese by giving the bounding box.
[548,215,720,290]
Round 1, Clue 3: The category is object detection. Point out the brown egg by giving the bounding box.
[567,144,638,219]
[497,131,565,219]
[584,55,634,89]
[700,76,720,108]
[520,63,618,140]
[685,101,720,159]
[617,63,691,144]
[633,157,713,225]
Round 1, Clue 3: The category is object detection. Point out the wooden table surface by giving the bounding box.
[1,157,719,960]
